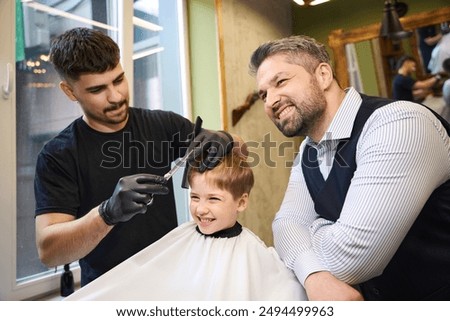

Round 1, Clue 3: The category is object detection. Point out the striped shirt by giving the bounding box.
[273,87,450,285]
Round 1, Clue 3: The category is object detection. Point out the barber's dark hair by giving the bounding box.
[49,27,120,81]
[249,35,331,76]
[395,55,415,71]
[443,58,450,73]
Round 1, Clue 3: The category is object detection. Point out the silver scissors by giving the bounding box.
[163,148,195,182]
[146,149,194,206]
[146,117,202,206]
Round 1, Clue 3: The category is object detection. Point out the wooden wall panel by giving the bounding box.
[216,0,301,246]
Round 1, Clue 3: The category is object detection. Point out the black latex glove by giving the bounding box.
[99,174,169,225]
[186,129,234,173]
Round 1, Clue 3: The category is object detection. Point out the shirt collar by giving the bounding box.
[305,87,362,146]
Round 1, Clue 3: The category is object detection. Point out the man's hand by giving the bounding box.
[99,174,169,225]
[304,271,364,301]
[187,129,234,172]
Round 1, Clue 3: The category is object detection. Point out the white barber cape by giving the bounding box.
[66,221,306,301]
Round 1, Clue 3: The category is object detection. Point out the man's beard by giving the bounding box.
[103,100,129,124]
[82,100,129,127]
[275,79,326,138]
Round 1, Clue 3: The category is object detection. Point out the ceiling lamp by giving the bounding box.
[293,0,330,7]
[379,0,412,39]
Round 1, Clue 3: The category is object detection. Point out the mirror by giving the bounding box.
[328,6,450,98]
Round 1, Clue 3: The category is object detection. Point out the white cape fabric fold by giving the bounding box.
[66,221,307,301]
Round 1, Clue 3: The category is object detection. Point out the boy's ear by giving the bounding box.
[59,81,78,101]
[237,193,249,212]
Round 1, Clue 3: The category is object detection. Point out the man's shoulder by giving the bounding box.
[129,107,181,118]
[366,99,446,129]
[393,74,411,82]
[129,107,189,124]
[39,119,81,157]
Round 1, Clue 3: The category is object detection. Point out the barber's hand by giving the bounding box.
[99,174,169,226]
[187,129,234,172]
[304,271,364,301]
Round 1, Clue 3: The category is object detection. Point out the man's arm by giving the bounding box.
[35,173,170,267]
[35,208,112,267]
[305,272,363,301]
[273,147,327,283]
[424,33,442,46]
[412,75,439,90]
[272,150,363,301]
[412,74,441,100]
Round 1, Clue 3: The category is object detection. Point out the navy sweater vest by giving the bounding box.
[302,94,450,300]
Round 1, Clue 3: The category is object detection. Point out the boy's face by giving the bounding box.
[189,174,248,235]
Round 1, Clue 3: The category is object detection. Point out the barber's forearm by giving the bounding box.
[414,76,438,89]
[36,207,112,267]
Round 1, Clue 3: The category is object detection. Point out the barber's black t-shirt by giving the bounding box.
[35,107,194,286]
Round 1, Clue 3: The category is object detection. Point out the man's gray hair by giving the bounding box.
[249,35,331,76]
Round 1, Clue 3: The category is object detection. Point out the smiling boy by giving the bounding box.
[66,144,306,300]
